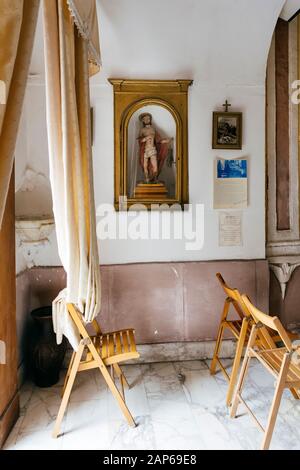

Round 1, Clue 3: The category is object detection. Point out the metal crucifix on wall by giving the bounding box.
[222,100,231,112]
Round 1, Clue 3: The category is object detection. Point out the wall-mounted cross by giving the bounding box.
[222,100,231,112]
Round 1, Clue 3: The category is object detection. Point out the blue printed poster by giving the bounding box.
[214,158,248,209]
[217,159,247,179]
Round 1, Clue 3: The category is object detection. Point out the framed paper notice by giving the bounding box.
[219,211,242,247]
[214,158,247,209]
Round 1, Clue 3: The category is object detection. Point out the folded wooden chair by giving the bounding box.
[230,295,300,450]
[210,273,297,406]
[210,273,255,406]
[52,303,140,438]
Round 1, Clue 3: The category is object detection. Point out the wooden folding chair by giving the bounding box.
[230,295,300,450]
[210,273,298,406]
[52,304,140,438]
[210,273,255,406]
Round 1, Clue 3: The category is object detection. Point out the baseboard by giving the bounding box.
[288,323,300,334]
[130,339,236,364]
[0,392,20,449]
[62,339,236,369]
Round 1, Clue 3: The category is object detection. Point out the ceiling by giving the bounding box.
[29,0,297,87]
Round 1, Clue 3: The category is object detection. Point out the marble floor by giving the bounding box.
[4,359,300,450]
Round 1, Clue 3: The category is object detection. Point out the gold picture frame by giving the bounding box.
[212,112,242,150]
[109,79,192,210]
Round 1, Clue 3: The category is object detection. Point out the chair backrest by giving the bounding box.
[216,272,251,319]
[241,295,293,351]
[216,273,281,350]
[67,303,102,340]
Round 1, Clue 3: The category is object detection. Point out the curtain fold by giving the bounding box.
[0,0,40,228]
[43,0,101,350]
[66,0,101,75]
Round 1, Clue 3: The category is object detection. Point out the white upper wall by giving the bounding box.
[94,0,284,87]
[16,0,286,269]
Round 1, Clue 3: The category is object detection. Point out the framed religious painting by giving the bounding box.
[212,111,242,150]
[109,79,192,210]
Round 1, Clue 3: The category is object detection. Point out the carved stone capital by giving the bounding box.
[269,261,300,299]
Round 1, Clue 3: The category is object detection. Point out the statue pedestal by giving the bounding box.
[134,182,168,200]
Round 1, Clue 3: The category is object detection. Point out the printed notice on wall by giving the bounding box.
[219,211,242,247]
[214,158,247,209]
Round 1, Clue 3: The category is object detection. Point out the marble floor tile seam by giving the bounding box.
[4,360,300,450]
[143,362,209,448]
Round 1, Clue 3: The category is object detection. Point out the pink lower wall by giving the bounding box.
[16,260,269,360]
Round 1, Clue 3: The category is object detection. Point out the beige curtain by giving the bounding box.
[43,0,101,350]
[0,0,40,228]
[66,0,101,76]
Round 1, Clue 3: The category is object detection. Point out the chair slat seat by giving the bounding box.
[225,319,243,338]
[86,329,139,364]
[122,330,130,353]
[258,349,300,383]
[227,321,288,346]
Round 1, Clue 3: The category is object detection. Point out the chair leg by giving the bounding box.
[62,351,76,397]
[52,342,84,438]
[113,364,130,389]
[210,298,230,375]
[289,387,300,399]
[226,317,249,407]
[100,364,136,426]
[210,324,225,375]
[230,353,252,418]
[110,365,126,399]
[210,299,230,375]
[230,324,258,418]
[88,343,136,427]
[261,354,291,450]
[113,364,129,399]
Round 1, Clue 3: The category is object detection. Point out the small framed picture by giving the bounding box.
[212,112,242,149]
